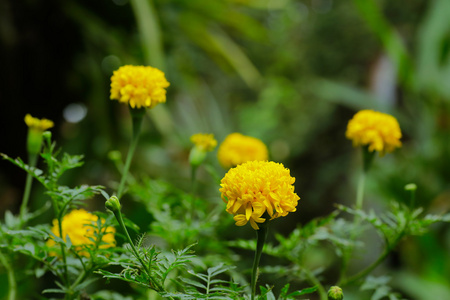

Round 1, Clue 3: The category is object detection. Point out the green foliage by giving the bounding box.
[361,276,406,300]
[163,263,242,299]
[98,242,196,291]
[337,203,450,249]
[2,1,450,299]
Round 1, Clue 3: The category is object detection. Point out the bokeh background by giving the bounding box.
[1,0,449,299]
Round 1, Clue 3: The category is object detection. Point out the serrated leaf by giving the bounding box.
[42,289,67,294]
[180,277,207,289]
[287,285,318,296]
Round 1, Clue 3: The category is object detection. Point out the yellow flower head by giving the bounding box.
[47,209,116,257]
[217,133,269,169]
[190,133,217,152]
[346,110,402,155]
[24,114,54,131]
[110,65,170,109]
[220,161,300,230]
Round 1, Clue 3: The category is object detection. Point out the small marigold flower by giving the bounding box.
[217,133,269,169]
[346,110,402,155]
[24,114,54,154]
[190,133,217,152]
[110,65,170,109]
[47,209,116,257]
[24,114,54,131]
[220,161,300,230]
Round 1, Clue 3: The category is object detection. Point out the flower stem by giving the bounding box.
[111,208,165,292]
[251,224,268,300]
[339,148,372,284]
[117,108,144,199]
[58,215,69,286]
[301,267,327,300]
[190,166,198,222]
[19,153,38,227]
[355,170,366,210]
[0,251,17,300]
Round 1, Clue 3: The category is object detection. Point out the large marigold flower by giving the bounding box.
[47,209,116,257]
[190,133,217,152]
[24,114,54,131]
[346,110,402,155]
[110,65,170,109]
[220,161,300,230]
[217,133,269,169]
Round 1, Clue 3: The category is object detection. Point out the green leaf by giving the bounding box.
[288,285,318,296]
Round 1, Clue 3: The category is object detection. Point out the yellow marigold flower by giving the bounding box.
[110,65,170,109]
[190,133,217,152]
[24,114,54,131]
[217,133,269,169]
[346,110,402,155]
[220,161,300,230]
[47,209,116,257]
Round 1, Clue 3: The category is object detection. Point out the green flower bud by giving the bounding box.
[42,131,52,141]
[24,114,54,155]
[189,146,207,167]
[108,150,122,162]
[328,286,344,300]
[27,129,44,155]
[404,183,417,191]
[105,196,121,213]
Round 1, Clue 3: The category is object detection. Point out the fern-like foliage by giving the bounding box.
[163,263,242,299]
[98,242,196,293]
[361,276,407,300]
[337,202,450,248]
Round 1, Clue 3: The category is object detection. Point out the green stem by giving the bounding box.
[117,109,144,199]
[355,171,366,210]
[58,216,69,286]
[302,267,327,300]
[251,224,268,300]
[190,166,198,222]
[19,153,38,227]
[341,229,406,286]
[339,149,370,283]
[0,251,17,300]
[341,248,389,286]
[111,209,165,292]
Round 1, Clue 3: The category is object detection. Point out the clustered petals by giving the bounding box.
[217,133,268,169]
[346,110,402,155]
[24,114,54,131]
[190,133,217,152]
[110,65,170,109]
[46,209,116,257]
[220,161,300,230]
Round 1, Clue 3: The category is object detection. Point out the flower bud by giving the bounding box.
[404,183,417,191]
[108,150,122,162]
[24,114,54,155]
[42,131,52,141]
[189,146,207,167]
[328,286,344,300]
[105,196,121,213]
[27,130,44,155]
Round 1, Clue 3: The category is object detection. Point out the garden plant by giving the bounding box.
[1,1,450,300]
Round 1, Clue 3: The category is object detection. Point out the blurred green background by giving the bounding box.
[1,0,449,299]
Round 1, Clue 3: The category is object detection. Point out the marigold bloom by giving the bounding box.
[110,65,170,109]
[346,110,402,155]
[47,209,115,257]
[217,133,269,169]
[220,161,300,230]
[190,133,217,152]
[24,114,54,131]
